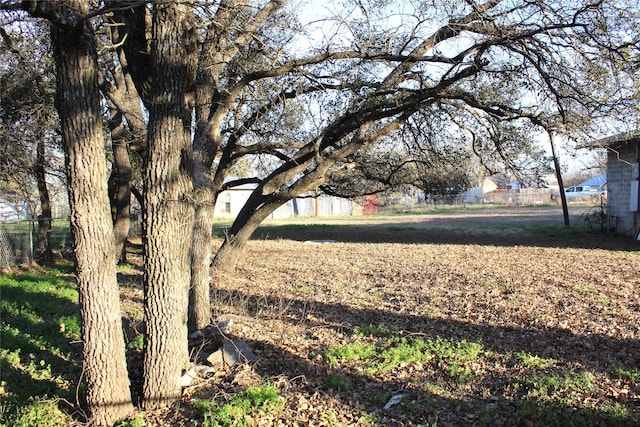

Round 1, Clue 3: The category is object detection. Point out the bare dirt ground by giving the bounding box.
[123,207,640,426]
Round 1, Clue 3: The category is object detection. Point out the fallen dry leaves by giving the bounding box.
[132,208,640,426]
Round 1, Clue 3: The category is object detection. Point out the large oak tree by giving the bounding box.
[3,1,136,424]
[141,1,198,408]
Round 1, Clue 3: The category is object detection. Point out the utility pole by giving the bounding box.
[549,131,570,227]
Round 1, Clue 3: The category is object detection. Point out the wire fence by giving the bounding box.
[0,218,72,268]
[376,189,555,213]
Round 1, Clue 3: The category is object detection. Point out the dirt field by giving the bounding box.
[132,207,640,426]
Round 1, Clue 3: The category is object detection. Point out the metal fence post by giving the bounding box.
[29,217,35,263]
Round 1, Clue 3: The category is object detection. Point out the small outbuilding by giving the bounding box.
[214,184,356,219]
[600,131,640,238]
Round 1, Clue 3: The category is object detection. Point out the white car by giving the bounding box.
[552,185,606,203]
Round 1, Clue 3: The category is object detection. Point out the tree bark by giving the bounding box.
[212,210,267,272]
[142,2,197,409]
[188,162,215,333]
[187,50,219,332]
[34,134,53,262]
[187,0,290,330]
[108,110,132,263]
[49,4,133,425]
[212,189,290,272]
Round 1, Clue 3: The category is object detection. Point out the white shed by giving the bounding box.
[214,185,356,219]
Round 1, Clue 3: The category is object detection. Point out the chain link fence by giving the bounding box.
[0,218,72,268]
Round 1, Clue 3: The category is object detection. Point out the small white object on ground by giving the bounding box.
[303,239,336,244]
[383,393,405,410]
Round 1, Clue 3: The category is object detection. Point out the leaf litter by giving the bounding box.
[123,209,639,426]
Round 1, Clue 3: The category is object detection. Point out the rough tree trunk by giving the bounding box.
[212,195,280,272]
[50,5,133,425]
[187,22,222,334]
[211,227,253,273]
[35,135,53,262]
[188,122,218,332]
[109,110,132,263]
[188,178,215,333]
[142,2,197,409]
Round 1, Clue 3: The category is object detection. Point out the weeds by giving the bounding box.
[326,328,486,381]
[520,371,597,402]
[324,373,351,391]
[326,341,377,365]
[573,284,595,294]
[128,334,144,351]
[0,398,72,427]
[354,324,394,338]
[0,266,80,425]
[614,366,640,382]
[117,263,135,272]
[515,351,555,369]
[195,383,283,427]
[296,285,312,294]
[116,413,147,427]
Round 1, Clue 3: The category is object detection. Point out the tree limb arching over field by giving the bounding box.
[194,0,640,271]
[100,0,639,325]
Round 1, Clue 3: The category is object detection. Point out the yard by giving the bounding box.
[1,206,639,426]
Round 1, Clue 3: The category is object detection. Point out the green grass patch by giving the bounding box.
[326,341,378,365]
[614,366,640,382]
[326,330,486,381]
[115,413,147,427]
[260,223,345,232]
[512,370,635,426]
[573,284,595,294]
[520,371,597,402]
[116,263,136,272]
[385,225,418,232]
[324,373,351,391]
[521,222,576,239]
[0,265,81,425]
[195,383,284,427]
[515,351,555,369]
[354,324,394,338]
[296,285,312,294]
[0,398,73,427]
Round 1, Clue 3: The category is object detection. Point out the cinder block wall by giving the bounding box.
[607,141,639,237]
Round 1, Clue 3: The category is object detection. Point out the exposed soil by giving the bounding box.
[122,207,640,426]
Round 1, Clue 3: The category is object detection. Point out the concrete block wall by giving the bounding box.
[606,141,639,237]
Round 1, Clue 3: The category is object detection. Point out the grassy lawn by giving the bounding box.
[0,262,80,427]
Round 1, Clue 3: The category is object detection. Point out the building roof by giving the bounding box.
[578,174,606,188]
[598,131,640,147]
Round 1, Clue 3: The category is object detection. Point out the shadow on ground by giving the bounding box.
[208,287,640,426]
[246,208,638,251]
